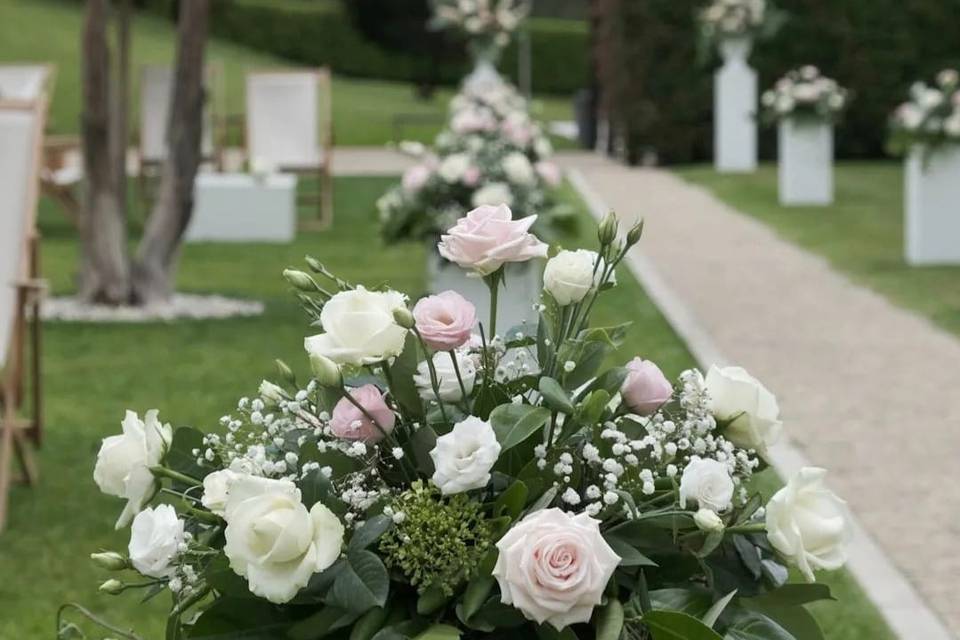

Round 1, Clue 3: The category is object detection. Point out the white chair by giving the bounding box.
[245,68,333,228]
[139,64,219,165]
[0,64,54,102]
[0,96,47,532]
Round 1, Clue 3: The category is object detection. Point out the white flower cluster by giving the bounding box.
[700,0,767,39]
[762,66,850,122]
[891,69,960,143]
[431,0,531,50]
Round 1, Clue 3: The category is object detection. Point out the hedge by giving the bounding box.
[596,0,960,163]
[189,0,589,95]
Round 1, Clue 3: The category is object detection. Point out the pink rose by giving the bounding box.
[402,164,431,194]
[413,291,477,351]
[437,204,548,276]
[451,109,496,135]
[329,384,396,443]
[493,508,620,630]
[621,357,673,415]
[535,161,562,187]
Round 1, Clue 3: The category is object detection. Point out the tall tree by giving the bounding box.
[131,0,209,303]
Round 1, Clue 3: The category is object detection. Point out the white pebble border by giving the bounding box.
[41,293,265,323]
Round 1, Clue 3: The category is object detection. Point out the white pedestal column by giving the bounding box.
[778,119,834,206]
[905,145,960,265]
[427,252,541,336]
[714,38,758,173]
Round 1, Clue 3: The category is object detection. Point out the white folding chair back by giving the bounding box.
[0,106,40,367]
[246,71,321,169]
[140,65,215,163]
[0,65,50,102]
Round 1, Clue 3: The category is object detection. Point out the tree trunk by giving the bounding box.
[78,0,130,304]
[131,0,209,304]
[112,0,131,222]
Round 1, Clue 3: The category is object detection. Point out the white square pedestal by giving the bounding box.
[778,119,834,206]
[186,173,297,243]
[905,146,960,265]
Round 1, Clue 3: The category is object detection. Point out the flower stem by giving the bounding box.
[150,466,201,487]
[448,350,469,401]
[485,271,501,338]
[57,603,145,640]
[725,522,767,535]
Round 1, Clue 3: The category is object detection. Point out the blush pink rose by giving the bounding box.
[413,291,477,351]
[535,161,562,187]
[621,357,673,416]
[451,109,496,134]
[462,165,481,187]
[402,164,431,194]
[329,384,396,443]
[437,204,548,276]
[493,508,620,630]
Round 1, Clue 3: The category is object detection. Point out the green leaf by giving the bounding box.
[349,515,393,552]
[723,610,795,640]
[187,598,290,639]
[733,494,763,526]
[649,589,713,618]
[325,550,390,614]
[643,610,724,640]
[349,607,389,640]
[603,534,658,567]
[408,425,438,475]
[563,340,610,390]
[300,469,336,511]
[742,602,824,640]
[748,584,834,608]
[539,377,575,413]
[203,556,255,599]
[732,536,763,580]
[527,485,558,513]
[460,575,496,621]
[287,606,359,640]
[416,585,450,615]
[596,599,625,640]
[575,366,628,401]
[576,389,611,426]
[390,335,424,419]
[702,590,737,628]
[414,624,460,640]
[291,559,346,604]
[490,404,550,451]
[473,381,512,421]
[494,480,529,519]
[165,427,209,481]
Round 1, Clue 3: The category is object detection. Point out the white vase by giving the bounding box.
[464,58,502,94]
[904,145,960,265]
[778,118,834,206]
[426,252,542,336]
[714,37,758,174]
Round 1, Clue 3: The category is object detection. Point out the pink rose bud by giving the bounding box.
[621,357,673,416]
[330,384,396,443]
[535,161,562,187]
[437,204,549,276]
[413,291,477,351]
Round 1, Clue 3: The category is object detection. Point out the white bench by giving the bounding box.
[185,173,298,243]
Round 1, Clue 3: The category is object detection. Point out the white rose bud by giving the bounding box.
[543,249,609,306]
[430,416,501,495]
[766,467,852,582]
[128,504,185,578]
[705,365,782,454]
[414,352,476,403]
[259,380,284,404]
[90,551,129,571]
[694,508,725,533]
[679,457,734,513]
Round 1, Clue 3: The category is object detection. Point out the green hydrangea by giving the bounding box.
[380,482,493,595]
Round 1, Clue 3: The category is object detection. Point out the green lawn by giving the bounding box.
[0,177,892,639]
[0,0,573,147]
[677,162,960,339]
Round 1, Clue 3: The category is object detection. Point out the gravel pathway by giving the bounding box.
[557,151,959,638]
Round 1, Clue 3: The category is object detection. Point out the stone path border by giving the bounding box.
[563,157,956,640]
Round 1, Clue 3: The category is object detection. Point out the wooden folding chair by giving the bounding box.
[0,93,48,533]
[245,68,334,229]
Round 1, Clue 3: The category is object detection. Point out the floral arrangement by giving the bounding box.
[73,204,853,640]
[761,66,850,124]
[699,0,783,47]
[379,81,569,244]
[889,69,960,155]
[429,0,531,61]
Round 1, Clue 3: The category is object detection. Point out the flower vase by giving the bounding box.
[904,144,960,265]
[427,248,541,335]
[714,37,758,173]
[778,118,834,206]
[464,42,503,93]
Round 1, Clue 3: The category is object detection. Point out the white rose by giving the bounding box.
[502,152,535,186]
[493,508,620,630]
[223,475,344,604]
[533,136,553,158]
[94,410,173,529]
[201,469,241,516]
[128,504,184,578]
[471,182,515,208]
[694,508,725,532]
[543,249,607,306]
[430,416,501,495]
[439,153,471,183]
[414,351,476,403]
[679,457,734,512]
[705,365,782,453]
[766,467,852,582]
[304,286,408,366]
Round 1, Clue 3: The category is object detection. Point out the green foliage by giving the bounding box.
[596,0,960,163]
[379,483,493,596]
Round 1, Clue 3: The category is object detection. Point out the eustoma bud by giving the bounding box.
[310,353,342,387]
[626,218,645,248]
[597,211,618,245]
[283,269,318,292]
[392,306,416,330]
[98,579,125,595]
[275,358,296,385]
[90,551,129,571]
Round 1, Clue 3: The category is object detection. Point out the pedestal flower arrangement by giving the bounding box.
[890,69,960,264]
[762,66,849,206]
[429,0,531,66]
[72,209,852,640]
[698,0,784,52]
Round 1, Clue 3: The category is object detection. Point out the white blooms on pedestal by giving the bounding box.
[94,410,172,528]
[429,416,501,495]
[128,504,185,578]
[766,467,852,582]
[304,287,409,366]
[705,365,782,454]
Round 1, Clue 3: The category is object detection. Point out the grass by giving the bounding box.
[0,174,891,639]
[676,161,960,339]
[0,0,573,147]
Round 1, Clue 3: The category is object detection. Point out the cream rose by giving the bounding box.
[543,249,606,306]
[493,508,620,630]
[679,457,734,513]
[304,287,409,366]
[128,504,184,578]
[705,365,782,454]
[201,469,241,516]
[414,352,476,403]
[94,410,173,529]
[223,476,344,604]
[766,467,852,582]
[430,416,500,495]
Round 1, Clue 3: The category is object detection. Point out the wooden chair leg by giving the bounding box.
[0,397,15,533]
[12,430,37,486]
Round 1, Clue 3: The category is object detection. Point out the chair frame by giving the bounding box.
[244,67,334,229]
[0,93,49,533]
